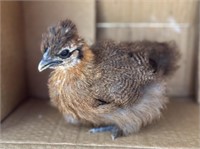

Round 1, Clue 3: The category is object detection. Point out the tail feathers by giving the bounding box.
[148,41,180,77]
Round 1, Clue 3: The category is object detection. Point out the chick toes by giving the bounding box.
[89,125,114,133]
[111,126,123,140]
[89,125,123,140]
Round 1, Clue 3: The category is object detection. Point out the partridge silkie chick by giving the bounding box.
[38,19,180,139]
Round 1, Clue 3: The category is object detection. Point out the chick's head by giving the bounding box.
[38,19,84,72]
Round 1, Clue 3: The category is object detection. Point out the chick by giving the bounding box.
[38,19,180,139]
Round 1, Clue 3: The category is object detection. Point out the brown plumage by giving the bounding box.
[38,19,180,139]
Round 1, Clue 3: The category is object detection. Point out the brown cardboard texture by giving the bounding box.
[1,2,26,120]
[1,99,200,149]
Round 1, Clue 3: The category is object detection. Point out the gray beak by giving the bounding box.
[38,48,62,72]
[38,59,52,72]
[38,58,63,72]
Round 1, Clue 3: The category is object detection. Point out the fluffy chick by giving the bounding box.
[38,19,180,139]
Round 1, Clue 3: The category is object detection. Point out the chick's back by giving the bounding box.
[90,40,179,108]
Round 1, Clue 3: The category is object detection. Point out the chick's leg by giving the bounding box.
[89,125,123,140]
[89,125,114,133]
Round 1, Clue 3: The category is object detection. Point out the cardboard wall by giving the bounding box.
[198,34,200,103]
[96,0,198,97]
[1,2,27,120]
[23,1,95,99]
[198,1,200,103]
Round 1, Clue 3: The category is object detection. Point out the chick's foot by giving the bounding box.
[89,125,123,140]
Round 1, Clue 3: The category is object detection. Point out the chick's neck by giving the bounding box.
[51,44,95,82]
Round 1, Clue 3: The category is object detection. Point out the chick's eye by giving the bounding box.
[59,49,70,59]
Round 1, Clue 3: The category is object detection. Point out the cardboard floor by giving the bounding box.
[1,98,199,149]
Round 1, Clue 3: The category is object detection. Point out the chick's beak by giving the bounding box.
[38,58,51,72]
[38,57,63,72]
[38,50,63,72]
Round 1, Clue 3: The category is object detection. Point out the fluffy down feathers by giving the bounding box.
[39,19,180,139]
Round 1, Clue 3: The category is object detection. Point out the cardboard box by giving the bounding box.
[1,1,200,149]
[1,99,199,149]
